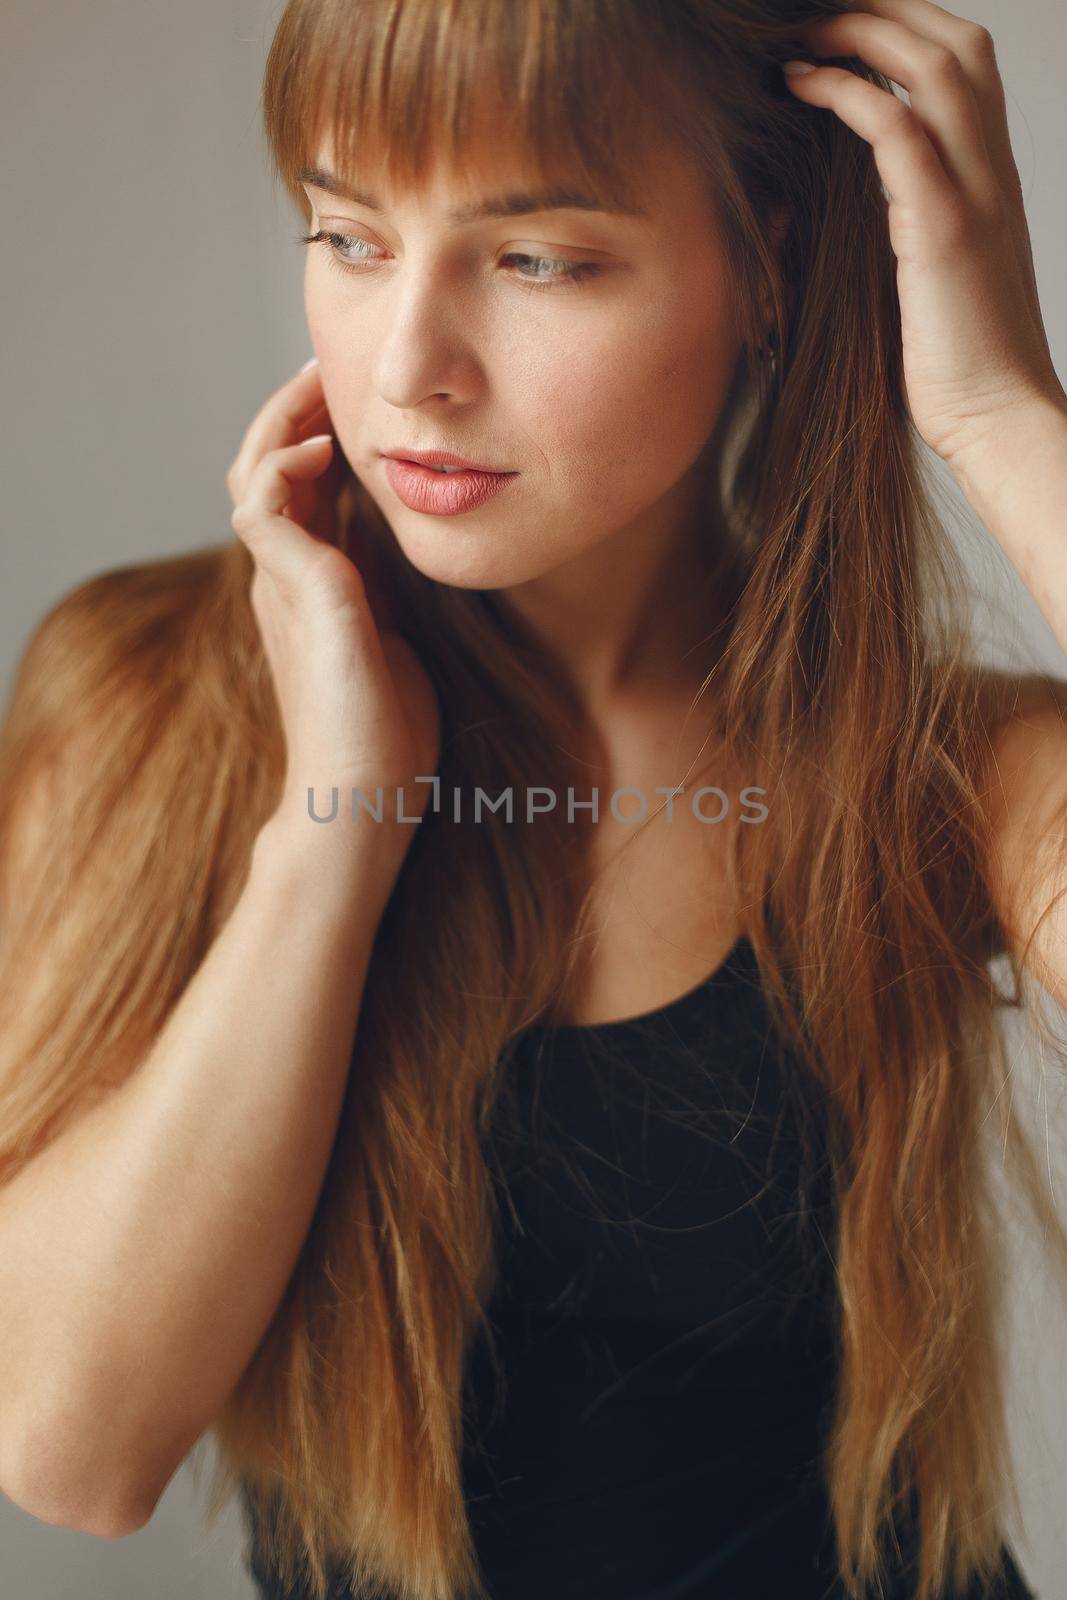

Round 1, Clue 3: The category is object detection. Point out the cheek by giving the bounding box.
[302,278,366,447]
[634,292,738,430]
[303,264,336,349]
[650,331,737,443]
[549,313,737,479]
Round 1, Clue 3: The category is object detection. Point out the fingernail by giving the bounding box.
[783,59,817,75]
[300,355,320,372]
[301,432,332,447]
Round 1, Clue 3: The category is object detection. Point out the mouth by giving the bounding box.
[392,459,515,479]
[381,448,516,474]
[382,454,520,515]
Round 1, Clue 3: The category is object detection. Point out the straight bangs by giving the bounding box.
[262,0,731,232]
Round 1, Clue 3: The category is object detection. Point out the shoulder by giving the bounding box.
[1,541,252,953]
[970,664,1067,1003]
[5,543,232,730]
[22,543,228,658]
[1,543,236,838]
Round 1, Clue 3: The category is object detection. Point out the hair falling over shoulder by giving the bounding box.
[2,3,1066,1598]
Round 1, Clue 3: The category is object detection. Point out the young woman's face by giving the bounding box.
[301,130,744,592]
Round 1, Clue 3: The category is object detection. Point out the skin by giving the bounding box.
[300,127,763,726]
[293,122,784,1022]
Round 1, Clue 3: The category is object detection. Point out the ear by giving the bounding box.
[766,203,790,251]
[758,205,791,339]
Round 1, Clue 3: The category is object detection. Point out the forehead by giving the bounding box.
[304,124,706,229]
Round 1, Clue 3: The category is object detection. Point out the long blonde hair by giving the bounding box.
[2,2,1065,1597]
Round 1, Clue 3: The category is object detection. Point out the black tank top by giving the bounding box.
[241,936,1037,1600]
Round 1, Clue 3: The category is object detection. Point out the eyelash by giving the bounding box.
[297,229,602,291]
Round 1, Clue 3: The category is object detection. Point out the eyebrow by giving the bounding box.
[296,166,649,224]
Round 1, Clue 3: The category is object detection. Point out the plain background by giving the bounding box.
[2,0,1067,1595]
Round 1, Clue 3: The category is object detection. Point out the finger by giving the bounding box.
[226,362,328,505]
[296,399,332,440]
[230,435,337,588]
[784,64,963,237]
[823,0,1048,366]
[823,2,1018,197]
[795,11,998,212]
[282,430,350,527]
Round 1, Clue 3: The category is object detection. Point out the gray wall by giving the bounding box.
[2,1,1066,1595]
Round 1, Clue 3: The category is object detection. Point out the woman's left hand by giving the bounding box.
[782,0,1065,472]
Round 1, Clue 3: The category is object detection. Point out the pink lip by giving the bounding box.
[383,457,519,516]
[384,446,505,470]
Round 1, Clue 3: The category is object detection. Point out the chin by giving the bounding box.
[377,512,547,591]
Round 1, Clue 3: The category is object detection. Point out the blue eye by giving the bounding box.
[498,251,600,289]
[298,230,602,291]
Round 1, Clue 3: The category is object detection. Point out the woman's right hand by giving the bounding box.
[227,360,442,876]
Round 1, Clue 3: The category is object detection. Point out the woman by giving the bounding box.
[0,0,1064,1596]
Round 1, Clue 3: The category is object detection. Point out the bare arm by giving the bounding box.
[0,359,440,1538]
[0,817,397,1537]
